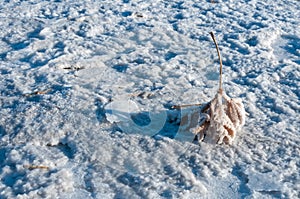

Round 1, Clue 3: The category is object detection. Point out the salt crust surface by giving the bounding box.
[0,0,299,198]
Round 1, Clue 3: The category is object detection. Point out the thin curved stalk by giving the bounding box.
[209,32,223,91]
[171,103,202,109]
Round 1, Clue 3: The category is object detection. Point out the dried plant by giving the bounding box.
[23,164,50,170]
[191,32,246,144]
[175,32,246,145]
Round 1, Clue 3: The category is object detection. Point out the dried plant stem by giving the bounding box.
[23,165,50,170]
[171,103,202,109]
[209,32,223,91]
[171,32,223,110]
[23,89,51,97]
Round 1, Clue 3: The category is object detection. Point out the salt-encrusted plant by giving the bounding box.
[193,32,246,144]
[175,32,246,144]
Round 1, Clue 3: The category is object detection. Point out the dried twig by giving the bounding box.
[210,32,223,91]
[23,164,50,170]
[171,103,202,109]
[23,89,51,97]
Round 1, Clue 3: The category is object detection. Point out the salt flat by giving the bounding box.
[0,0,299,198]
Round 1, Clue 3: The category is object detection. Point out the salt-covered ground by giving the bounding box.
[0,0,299,198]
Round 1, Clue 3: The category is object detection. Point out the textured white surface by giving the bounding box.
[0,0,299,198]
